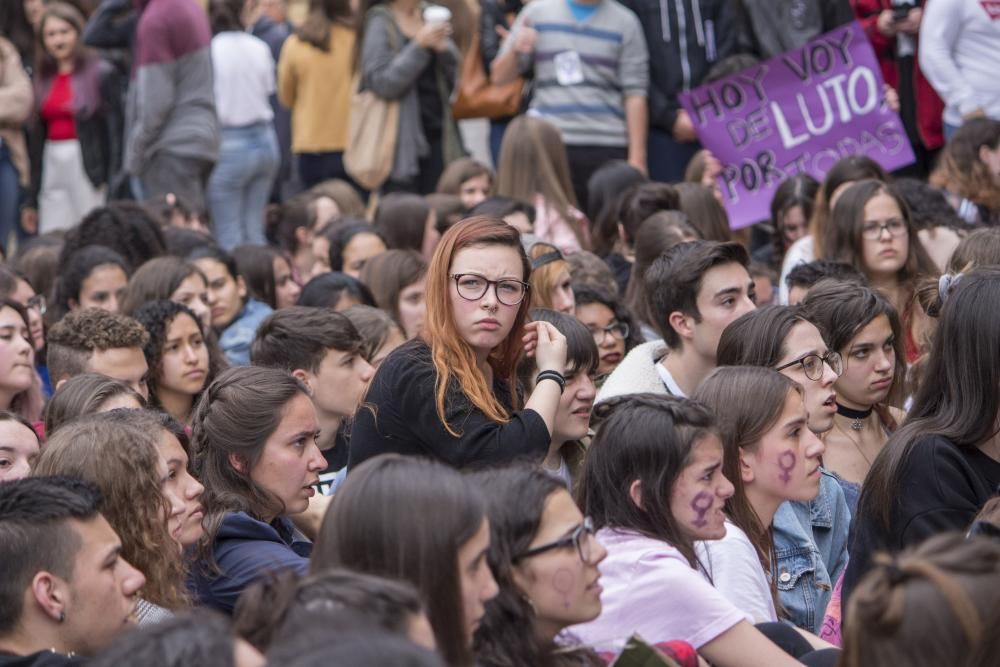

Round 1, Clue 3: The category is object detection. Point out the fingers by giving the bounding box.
[495,25,510,39]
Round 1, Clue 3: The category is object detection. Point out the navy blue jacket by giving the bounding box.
[193,511,311,614]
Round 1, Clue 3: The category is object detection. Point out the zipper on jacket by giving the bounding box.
[675,0,691,90]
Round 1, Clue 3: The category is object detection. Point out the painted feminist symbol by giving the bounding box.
[691,491,714,528]
[778,451,797,483]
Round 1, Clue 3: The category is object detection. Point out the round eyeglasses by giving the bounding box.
[513,517,596,563]
[591,322,629,345]
[775,350,844,381]
[861,219,907,240]
[450,273,529,306]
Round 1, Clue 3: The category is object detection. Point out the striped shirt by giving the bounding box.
[502,0,648,147]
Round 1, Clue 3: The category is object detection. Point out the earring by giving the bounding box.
[58,611,65,623]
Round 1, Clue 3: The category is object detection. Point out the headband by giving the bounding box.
[531,250,563,271]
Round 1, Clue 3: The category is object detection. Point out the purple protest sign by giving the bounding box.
[679,21,914,229]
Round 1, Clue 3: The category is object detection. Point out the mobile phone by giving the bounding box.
[892,4,913,21]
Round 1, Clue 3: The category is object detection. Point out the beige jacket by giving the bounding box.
[0,37,32,186]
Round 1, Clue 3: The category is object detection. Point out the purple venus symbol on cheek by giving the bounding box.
[778,450,797,483]
[691,491,714,528]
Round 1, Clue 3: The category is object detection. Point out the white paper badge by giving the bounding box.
[554,50,585,86]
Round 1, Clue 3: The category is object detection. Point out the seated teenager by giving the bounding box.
[46,309,150,399]
[233,244,302,311]
[693,367,826,625]
[0,477,146,664]
[801,281,905,493]
[0,300,42,422]
[33,413,200,625]
[527,243,575,315]
[359,249,427,340]
[89,609,265,667]
[844,269,1000,602]
[191,366,326,613]
[473,465,698,667]
[297,272,375,311]
[189,246,273,366]
[716,306,851,633]
[0,412,42,482]
[251,307,374,489]
[311,455,499,667]
[348,217,568,471]
[43,374,146,438]
[569,395,833,667]
[50,246,130,319]
[233,569,436,655]
[784,261,867,307]
[133,301,212,426]
[342,305,407,370]
[573,283,644,386]
[597,241,756,403]
[841,534,1000,667]
[120,257,213,332]
[515,310,597,489]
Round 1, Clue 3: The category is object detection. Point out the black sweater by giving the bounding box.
[843,435,1000,603]
[347,338,550,471]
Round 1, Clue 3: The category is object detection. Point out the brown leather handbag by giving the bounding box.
[451,28,524,120]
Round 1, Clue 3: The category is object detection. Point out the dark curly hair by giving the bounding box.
[51,245,130,320]
[59,202,166,272]
[132,300,210,412]
[46,309,150,385]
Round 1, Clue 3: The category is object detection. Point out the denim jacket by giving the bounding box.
[218,298,273,366]
[772,470,851,633]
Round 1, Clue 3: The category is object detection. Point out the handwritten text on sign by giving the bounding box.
[679,22,914,229]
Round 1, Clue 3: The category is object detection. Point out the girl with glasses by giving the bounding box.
[801,281,905,495]
[573,284,643,384]
[820,180,935,363]
[716,306,851,635]
[349,216,568,471]
[571,394,836,666]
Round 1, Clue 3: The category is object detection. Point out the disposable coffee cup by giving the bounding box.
[423,5,452,25]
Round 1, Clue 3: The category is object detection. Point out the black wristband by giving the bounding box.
[535,370,566,394]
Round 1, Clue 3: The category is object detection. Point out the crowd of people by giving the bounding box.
[2,0,1000,665]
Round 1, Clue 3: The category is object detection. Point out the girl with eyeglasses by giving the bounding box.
[820,180,936,363]
[801,281,905,500]
[570,394,837,666]
[716,306,851,635]
[573,284,643,383]
[349,216,568,471]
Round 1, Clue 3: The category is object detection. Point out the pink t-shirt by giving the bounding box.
[570,528,750,652]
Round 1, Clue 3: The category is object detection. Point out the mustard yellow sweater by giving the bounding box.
[277,25,355,153]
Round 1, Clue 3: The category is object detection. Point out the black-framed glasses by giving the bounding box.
[861,219,907,240]
[450,273,529,306]
[591,322,629,344]
[513,517,596,563]
[775,350,844,381]
[26,295,45,316]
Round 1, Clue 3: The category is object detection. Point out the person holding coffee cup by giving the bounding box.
[356,0,466,195]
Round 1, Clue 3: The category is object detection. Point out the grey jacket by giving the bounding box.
[360,7,459,184]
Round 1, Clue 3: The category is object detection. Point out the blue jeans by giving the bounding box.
[207,123,279,250]
[0,144,19,255]
[647,127,701,183]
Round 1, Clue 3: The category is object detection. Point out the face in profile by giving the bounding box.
[667,433,734,541]
[456,517,499,643]
[156,428,205,548]
[510,489,607,639]
[57,515,146,655]
[397,276,426,340]
[309,347,375,422]
[0,419,40,482]
[273,255,301,310]
[775,321,839,434]
[0,306,35,405]
[743,389,825,504]
[447,244,526,359]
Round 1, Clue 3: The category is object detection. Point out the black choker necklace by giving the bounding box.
[837,403,873,431]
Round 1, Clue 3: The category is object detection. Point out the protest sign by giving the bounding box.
[679,21,915,229]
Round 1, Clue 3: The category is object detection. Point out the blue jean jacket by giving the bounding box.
[218,298,273,366]
[772,470,851,633]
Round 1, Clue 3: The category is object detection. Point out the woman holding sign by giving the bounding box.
[821,179,935,362]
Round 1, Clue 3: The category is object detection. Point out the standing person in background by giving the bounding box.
[0,35,31,253]
[248,0,292,201]
[490,0,648,206]
[356,0,463,195]
[125,0,219,213]
[616,0,742,183]
[852,0,943,177]
[205,0,280,251]
[737,0,855,58]
[477,0,526,162]
[278,0,358,190]
[919,0,1000,139]
[25,2,121,235]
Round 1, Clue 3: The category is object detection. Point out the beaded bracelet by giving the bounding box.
[535,370,566,394]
